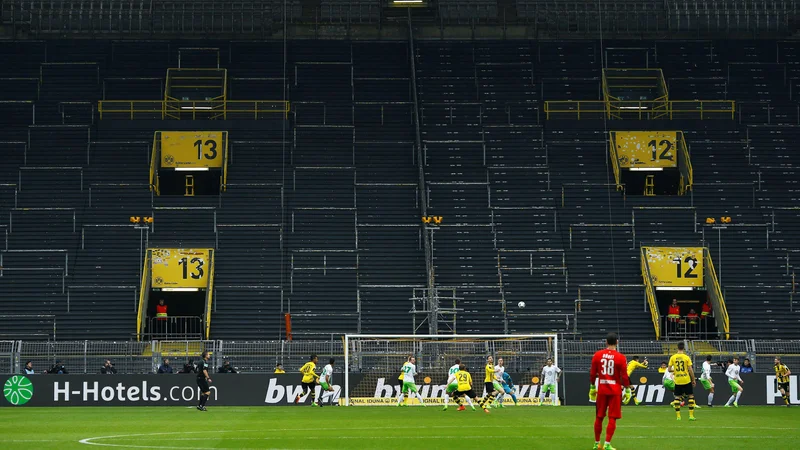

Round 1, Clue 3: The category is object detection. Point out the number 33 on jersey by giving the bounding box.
[149,248,214,288]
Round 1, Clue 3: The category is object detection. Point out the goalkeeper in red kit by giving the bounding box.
[589,333,632,450]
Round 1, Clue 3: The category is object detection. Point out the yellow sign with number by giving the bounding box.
[150,248,212,288]
[644,247,704,287]
[160,131,224,168]
[614,131,678,169]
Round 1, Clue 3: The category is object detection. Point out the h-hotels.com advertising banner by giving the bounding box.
[1,373,796,407]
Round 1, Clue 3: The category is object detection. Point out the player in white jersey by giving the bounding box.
[662,367,675,391]
[539,358,562,406]
[397,356,426,407]
[724,358,744,407]
[317,358,335,407]
[443,358,465,410]
[700,355,715,407]
[493,358,507,408]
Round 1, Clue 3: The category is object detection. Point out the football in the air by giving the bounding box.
[518,301,526,308]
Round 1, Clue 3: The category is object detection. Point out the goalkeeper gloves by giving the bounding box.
[589,385,597,402]
[622,387,632,404]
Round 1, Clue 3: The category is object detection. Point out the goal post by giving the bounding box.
[343,334,559,406]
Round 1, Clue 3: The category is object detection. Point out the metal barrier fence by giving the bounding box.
[218,340,344,373]
[3,339,799,374]
[18,341,153,375]
[0,341,15,374]
[148,316,204,341]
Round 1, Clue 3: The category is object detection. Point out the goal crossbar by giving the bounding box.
[343,334,559,406]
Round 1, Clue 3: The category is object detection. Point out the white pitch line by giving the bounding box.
[78,423,800,449]
[120,435,793,441]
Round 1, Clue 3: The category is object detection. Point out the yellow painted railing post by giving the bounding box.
[608,131,622,189]
[149,132,159,193]
[136,250,151,341]
[205,249,215,340]
[640,247,661,340]
[703,248,730,339]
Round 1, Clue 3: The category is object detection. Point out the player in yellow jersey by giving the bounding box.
[623,356,648,405]
[453,364,478,411]
[668,342,696,421]
[774,357,792,407]
[397,359,406,391]
[396,359,410,405]
[478,355,499,413]
[294,354,319,406]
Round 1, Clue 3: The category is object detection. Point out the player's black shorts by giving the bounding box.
[674,382,693,397]
[778,382,790,392]
[302,381,315,392]
[485,382,496,394]
[197,378,210,392]
[456,389,475,398]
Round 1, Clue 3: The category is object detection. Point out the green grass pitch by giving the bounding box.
[1,405,798,449]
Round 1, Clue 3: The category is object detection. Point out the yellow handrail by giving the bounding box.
[640,247,661,340]
[205,250,215,340]
[658,68,669,98]
[677,131,693,193]
[704,248,730,339]
[136,250,151,341]
[607,131,623,189]
[149,132,159,194]
[221,133,229,192]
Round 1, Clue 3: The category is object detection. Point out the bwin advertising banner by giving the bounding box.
[2,373,796,407]
[562,372,797,406]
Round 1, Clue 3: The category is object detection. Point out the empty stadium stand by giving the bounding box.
[1,38,799,342]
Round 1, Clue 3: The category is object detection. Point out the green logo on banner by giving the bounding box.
[3,376,33,405]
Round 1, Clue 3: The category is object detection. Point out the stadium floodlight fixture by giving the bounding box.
[160,287,200,292]
[655,286,693,291]
[174,168,210,172]
[629,167,663,171]
[180,106,213,110]
[393,0,424,3]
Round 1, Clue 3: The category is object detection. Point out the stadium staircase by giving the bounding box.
[0,39,799,341]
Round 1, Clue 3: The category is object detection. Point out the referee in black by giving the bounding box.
[196,351,212,411]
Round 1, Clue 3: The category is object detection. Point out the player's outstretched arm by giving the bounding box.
[689,366,696,386]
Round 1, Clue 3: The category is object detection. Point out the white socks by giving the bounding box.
[444,393,449,406]
[708,393,714,405]
[320,391,332,404]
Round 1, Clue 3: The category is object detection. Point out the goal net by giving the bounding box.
[343,334,559,406]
